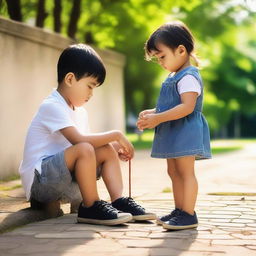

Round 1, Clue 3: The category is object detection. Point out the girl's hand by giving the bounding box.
[138,109,156,119]
[137,113,160,130]
[137,109,156,131]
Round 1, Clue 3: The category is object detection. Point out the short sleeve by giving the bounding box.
[177,75,201,96]
[39,102,75,134]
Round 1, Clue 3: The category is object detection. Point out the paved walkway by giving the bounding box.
[0,195,256,256]
[0,142,256,255]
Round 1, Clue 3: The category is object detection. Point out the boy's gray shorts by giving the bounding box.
[30,151,102,203]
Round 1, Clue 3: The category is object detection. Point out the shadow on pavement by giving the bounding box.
[149,229,199,255]
[0,207,62,233]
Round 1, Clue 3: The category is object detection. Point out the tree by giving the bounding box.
[1,0,256,136]
[53,0,62,33]
[67,0,81,39]
[36,0,47,27]
[5,0,22,21]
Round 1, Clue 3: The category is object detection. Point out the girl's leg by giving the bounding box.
[175,156,198,215]
[167,158,183,210]
[64,142,100,207]
[95,144,123,202]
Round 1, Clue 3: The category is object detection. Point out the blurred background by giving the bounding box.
[0,0,256,181]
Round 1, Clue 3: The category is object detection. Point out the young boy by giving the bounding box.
[19,44,156,225]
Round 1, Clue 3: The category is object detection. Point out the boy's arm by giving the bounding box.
[60,126,134,158]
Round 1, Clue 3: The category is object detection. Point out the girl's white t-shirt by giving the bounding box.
[177,75,201,96]
[19,90,89,200]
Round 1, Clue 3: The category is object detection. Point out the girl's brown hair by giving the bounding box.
[145,21,199,66]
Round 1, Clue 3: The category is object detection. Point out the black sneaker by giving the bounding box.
[77,200,132,225]
[162,210,198,230]
[112,197,156,221]
[156,208,181,225]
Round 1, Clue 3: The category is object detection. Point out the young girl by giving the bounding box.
[137,21,211,230]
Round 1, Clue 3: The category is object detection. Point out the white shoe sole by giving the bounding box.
[156,219,165,225]
[77,214,132,226]
[162,222,198,230]
[133,213,157,221]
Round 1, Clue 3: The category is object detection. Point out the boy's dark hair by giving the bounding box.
[145,21,196,62]
[57,44,106,85]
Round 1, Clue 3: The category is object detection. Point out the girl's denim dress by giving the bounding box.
[151,66,211,160]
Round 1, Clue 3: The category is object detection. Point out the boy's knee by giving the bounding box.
[103,143,118,156]
[76,142,95,158]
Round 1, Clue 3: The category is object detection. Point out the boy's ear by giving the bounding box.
[64,72,75,87]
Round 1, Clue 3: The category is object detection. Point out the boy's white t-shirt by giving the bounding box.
[177,75,201,96]
[19,89,89,200]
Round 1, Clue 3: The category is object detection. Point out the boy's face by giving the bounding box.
[65,74,99,108]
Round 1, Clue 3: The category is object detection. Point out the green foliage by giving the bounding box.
[1,0,256,135]
[0,0,8,16]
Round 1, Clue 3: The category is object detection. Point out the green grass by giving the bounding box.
[0,174,20,183]
[208,192,256,196]
[0,184,22,191]
[127,131,154,150]
[211,146,242,154]
[127,131,255,154]
[162,187,172,193]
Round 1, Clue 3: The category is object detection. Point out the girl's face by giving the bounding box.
[152,43,189,73]
[64,74,99,109]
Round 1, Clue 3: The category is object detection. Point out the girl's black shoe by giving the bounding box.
[156,208,181,225]
[162,210,198,230]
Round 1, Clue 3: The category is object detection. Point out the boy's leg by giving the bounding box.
[64,142,100,207]
[175,156,197,215]
[65,143,132,225]
[95,144,123,202]
[95,144,156,221]
[167,158,183,210]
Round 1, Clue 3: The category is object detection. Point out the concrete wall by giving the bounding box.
[0,17,126,179]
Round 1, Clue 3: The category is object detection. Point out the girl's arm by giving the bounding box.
[137,92,197,130]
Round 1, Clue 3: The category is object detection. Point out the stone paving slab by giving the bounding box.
[0,196,256,256]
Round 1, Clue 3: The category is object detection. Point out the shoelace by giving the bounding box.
[97,200,117,213]
[124,197,145,211]
[169,212,184,224]
[162,209,180,219]
[169,216,180,224]
[161,213,175,220]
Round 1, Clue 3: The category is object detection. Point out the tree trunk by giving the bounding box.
[234,111,241,138]
[68,0,81,39]
[36,0,47,28]
[83,15,95,44]
[53,0,62,33]
[84,30,94,44]
[5,0,22,21]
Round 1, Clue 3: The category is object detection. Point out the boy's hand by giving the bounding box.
[117,133,134,160]
[117,148,130,162]
[111,141,132,161]
[137,113,159,130]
